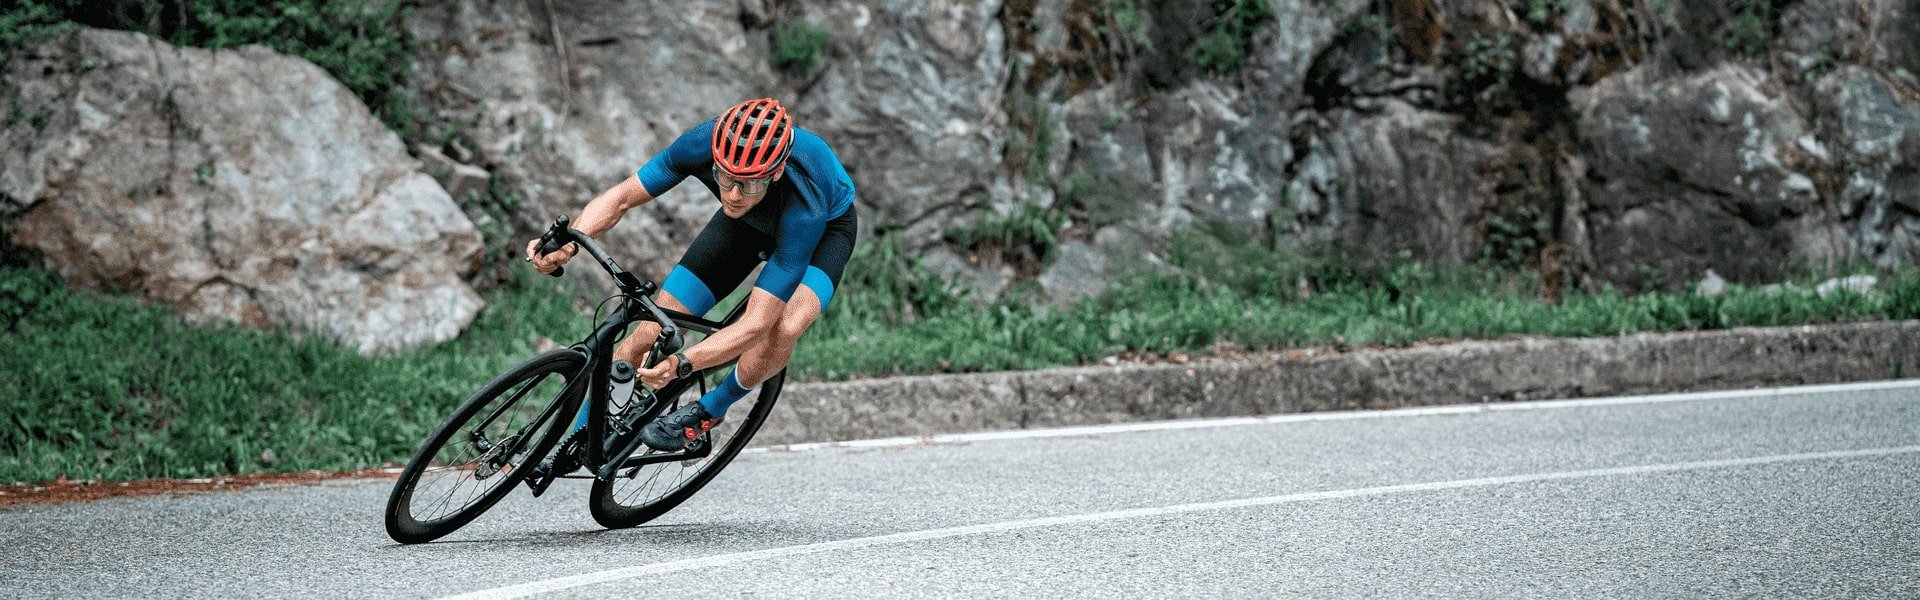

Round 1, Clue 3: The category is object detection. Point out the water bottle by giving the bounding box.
[608,359,637,415]
[572,359,637,435]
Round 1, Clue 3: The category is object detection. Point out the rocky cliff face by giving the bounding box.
[403,0,1920,302]
[1563,2,1920,287]
[5,1,1916,350]
[1,30,485,354]
[403,0,1014,283]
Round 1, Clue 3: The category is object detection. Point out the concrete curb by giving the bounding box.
[754,321,1920,445]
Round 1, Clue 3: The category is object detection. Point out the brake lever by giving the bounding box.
[644,325,684,370]
[531,215,571,277]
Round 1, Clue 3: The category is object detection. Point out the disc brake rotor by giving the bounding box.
[471,433,521,480]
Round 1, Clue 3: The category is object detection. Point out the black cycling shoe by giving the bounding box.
[640,402,716,452]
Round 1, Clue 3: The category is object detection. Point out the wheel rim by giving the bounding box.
[602,381,771,511]
[405,368,572,525]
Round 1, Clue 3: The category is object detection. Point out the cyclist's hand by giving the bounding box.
[525,239,576,274]
[638,355,677,389]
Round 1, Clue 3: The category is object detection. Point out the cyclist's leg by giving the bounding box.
[614,209,771,365]
[728,205,856,396]
[732,285,821,389]
[640,208,852,448]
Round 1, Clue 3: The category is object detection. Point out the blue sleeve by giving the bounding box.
[753,204,829,302]
[635,121,714,197]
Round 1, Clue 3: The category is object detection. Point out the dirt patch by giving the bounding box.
[0,468,399,508]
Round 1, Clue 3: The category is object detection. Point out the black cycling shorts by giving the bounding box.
[660,204,857,315]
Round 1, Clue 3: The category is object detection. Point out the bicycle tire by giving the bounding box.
[384,349,586,544]
[587,367,786,529]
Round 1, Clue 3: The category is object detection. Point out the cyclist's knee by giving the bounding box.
[773,314,814,346]
[772,289,823,344]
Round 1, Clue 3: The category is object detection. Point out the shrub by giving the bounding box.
[1194,0,1275,75]
[1722,1,1788,57]
[944,202,1068,272]
[1884,266,1920,320]
[1,1,422,137]
[1462,32,1518,95]
[772,19,831,74]
[1058,170,1135,229]
[1106,0,1151,47]
[0,1,79,65]
[1524,0,1568,28]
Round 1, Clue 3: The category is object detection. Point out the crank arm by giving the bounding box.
[608,442,714,479]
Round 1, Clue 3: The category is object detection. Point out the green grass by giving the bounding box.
[943,202,1067,272]
[791,228,1920,380]
[6,243,1919,484]
[1723,0,1788,57]
[0,267,590,484]
[792,263,1917,380]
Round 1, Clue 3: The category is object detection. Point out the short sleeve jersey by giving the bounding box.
[634,119,855,302]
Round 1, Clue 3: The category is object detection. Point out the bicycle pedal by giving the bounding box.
[523,451,578,497]
[525,465,562,497]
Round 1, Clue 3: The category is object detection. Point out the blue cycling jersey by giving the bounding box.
[635,119,855,302]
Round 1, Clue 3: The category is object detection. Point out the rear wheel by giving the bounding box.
[384,349,585,544]
[588,368,785,529]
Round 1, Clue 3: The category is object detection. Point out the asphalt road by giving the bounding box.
[3,381,1917,598]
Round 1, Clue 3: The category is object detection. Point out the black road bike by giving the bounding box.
[383,215,785,544]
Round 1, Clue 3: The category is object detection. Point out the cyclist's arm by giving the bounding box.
[533,123,708,264]
[527,176,651,269]
[571,175,653,238]
[674,288,785,372]
[568,122,712,242]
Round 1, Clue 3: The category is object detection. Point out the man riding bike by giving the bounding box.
[525,97,856,455]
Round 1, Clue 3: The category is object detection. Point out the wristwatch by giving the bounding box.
[672,352,694,379]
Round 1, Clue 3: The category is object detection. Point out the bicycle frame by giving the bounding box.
[525,215,751,489]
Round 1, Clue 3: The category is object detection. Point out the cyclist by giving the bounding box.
[526,97,856,453]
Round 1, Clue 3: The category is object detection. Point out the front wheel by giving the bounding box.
[588,369,786,529]
[385,349,586,544]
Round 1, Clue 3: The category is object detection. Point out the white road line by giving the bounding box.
[749,378,1920,453]
[442,444,1920,600]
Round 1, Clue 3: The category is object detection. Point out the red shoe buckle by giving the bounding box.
[683,420,714,440]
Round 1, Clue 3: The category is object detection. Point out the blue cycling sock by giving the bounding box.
[696,369,756,418]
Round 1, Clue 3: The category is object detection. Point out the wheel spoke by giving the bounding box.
[389,351,584,539]
[606,387,764,512]
[475,372,554,432]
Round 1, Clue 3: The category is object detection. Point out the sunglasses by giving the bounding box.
[712,165,776,196]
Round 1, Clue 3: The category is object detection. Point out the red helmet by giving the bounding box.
[711,98,794,178]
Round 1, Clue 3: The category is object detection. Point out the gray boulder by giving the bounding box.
[1292,101,1497,264]
[1812,66,1920,269]
[1572,64,1827,286]
[1,29,484,354]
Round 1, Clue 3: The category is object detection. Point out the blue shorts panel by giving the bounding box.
[661,264,719,316]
